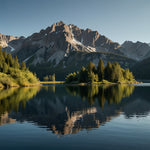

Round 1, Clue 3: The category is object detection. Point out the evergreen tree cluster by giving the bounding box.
[65,59,135,83]
[0,47,39,87]
[43,74,55,81]
[0,47,27,73]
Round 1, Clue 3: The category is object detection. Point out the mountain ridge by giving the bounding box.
[119,40,150,61]
[1,21,149,80]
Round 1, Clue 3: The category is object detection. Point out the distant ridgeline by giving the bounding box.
[0,47,39,88]
[65,59,136,84]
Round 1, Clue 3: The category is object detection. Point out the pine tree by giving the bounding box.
[88,72,95,83]
[0,47,4,71]
[52,74,55,81]
[97,59,105,81]
[79,67,86,82]
[49,75,52,81]
[111,62,123,82]
[21,61,26,70]
[3,63,8,73]
[87,61,96,73]
[104,61,112,81]
[3,51,7,59]
[7,53,13,67]
[13,56,20,68]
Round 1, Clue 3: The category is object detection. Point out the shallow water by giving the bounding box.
[0,84,150,150]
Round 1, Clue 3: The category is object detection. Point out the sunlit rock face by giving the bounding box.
[0,33,24,53]
[4,21,121,65]
[0,33,19,47]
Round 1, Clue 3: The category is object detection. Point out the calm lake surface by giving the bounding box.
[0,84,150,150]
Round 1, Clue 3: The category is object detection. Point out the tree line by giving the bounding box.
[65,59,135,83]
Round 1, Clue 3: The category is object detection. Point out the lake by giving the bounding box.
[0,84,150,150]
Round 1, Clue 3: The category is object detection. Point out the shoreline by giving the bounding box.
[40,81,64,84]
[0,83,41,89]
[40,80,141,86]
[0,81,142,89]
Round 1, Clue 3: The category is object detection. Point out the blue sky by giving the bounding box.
[0,0,150,44]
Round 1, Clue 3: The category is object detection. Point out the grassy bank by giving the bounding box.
[0,69,40,88]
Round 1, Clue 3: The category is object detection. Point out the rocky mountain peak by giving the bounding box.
[56,21,65,26]
[2,21,123,68]
[0,33,19,47]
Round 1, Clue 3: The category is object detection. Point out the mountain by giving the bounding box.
[1,21,136,80]
[0,33,19,47]
[7,21,122,62]
[0,33,25,53]
[119,41,150,61]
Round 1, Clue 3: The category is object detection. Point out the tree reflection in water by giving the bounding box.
[0,87,40,125]
[0,84,136,135]
[66,84,135,108]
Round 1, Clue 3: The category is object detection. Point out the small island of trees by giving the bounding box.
[65,59,137,84]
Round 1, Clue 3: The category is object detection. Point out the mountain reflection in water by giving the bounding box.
[0,84,150,135]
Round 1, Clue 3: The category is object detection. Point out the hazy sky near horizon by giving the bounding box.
[0,0,150,44]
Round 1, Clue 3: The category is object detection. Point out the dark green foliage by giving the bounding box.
[65,72,79,83]
[79,67,88,83]
[7,53,13,67]
[43,73,55,81]
[21,61,26,70]
[49,74,55,81]
[88,72,98,83]
[111,62,123,82]
[28,51,136,81]
[65,58,136,84]
[122,68,134,81]
[3,63,8,74]
[13,56,20,69]
[43,75,49,81]
[87,61,96,73]
[97,59,105,81]
[104,61,112,81]
[3,51,7,59]
[131,57,150,79]
[0,47,39,87]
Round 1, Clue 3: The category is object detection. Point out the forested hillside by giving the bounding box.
[0,47,39,88]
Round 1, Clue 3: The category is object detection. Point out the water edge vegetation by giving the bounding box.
[0,47,40,88]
